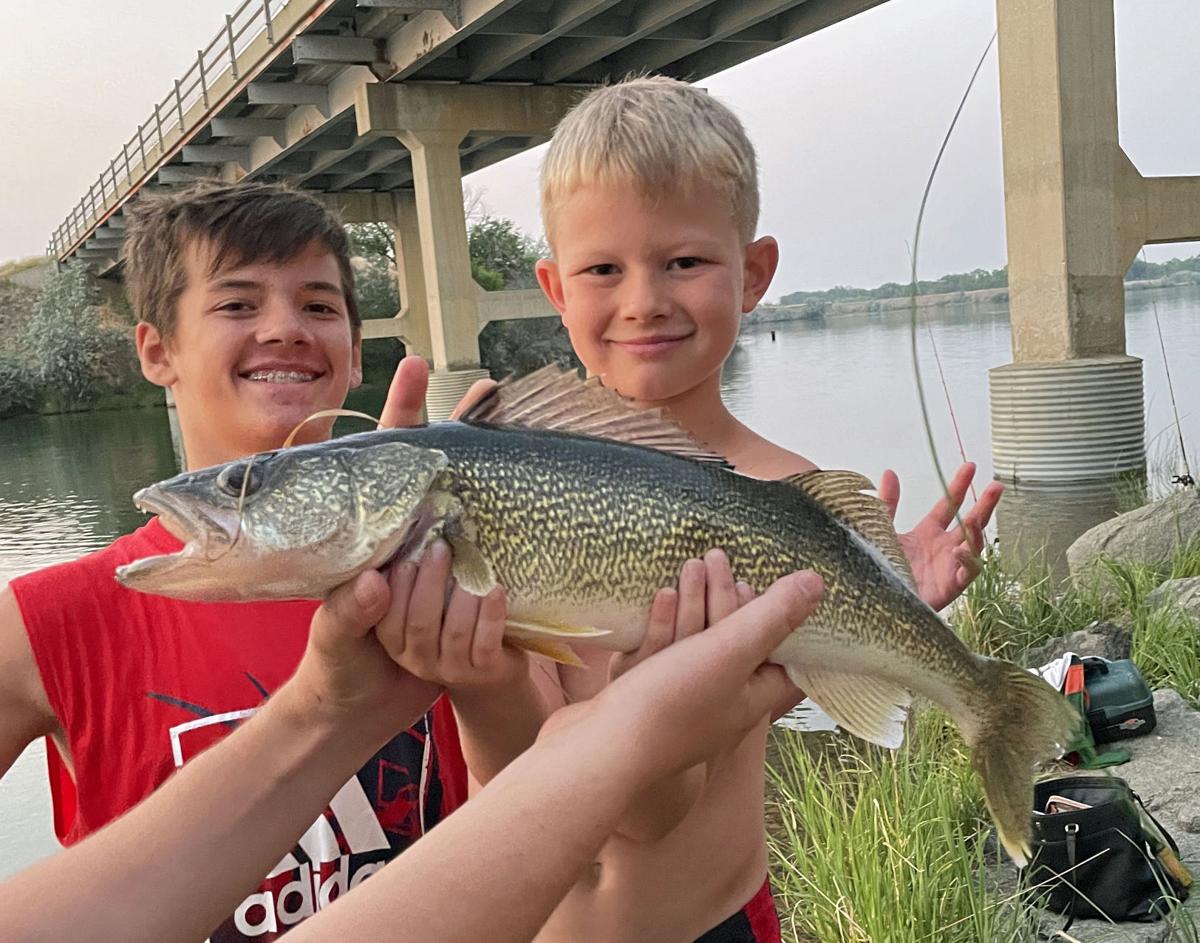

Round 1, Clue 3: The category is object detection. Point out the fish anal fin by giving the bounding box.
[786,667,911,749]
[785,470,916,588]
[460,365,730,466]
[506,636,585,668]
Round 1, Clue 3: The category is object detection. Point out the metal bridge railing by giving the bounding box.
[48,0,299,261]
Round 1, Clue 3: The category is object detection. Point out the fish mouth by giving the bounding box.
[116,485,243,591]
[132,484,240,549]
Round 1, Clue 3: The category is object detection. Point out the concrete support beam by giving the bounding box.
[538,0,714,83]
[1127,174,1200,252]
[246,82,330,109]
[355,82,583,139]
[356,0,459,10]
[181,144,251,167]
[466,0,624,81]
[292,35,379,66]
[478,287,558,324]
[157,164,220,183]
[210,117,288,144]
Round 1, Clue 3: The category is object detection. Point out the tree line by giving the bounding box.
[777,253,1200,308]
[0,212,572,420]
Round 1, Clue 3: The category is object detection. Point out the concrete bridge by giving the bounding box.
[47,0,1200,483]
[49,0,885,417]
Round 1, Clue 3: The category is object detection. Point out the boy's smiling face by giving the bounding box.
[136,239,362,469]
[537,180,776,404]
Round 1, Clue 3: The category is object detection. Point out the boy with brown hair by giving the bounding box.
[0,180,489,941]
[393,75,1002,941]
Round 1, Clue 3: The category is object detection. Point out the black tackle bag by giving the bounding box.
[1025,775,1190,931]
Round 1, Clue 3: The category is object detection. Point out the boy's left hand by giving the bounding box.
[879,462,1003,611]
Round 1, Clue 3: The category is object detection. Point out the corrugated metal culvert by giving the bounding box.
[990,356,1145,483]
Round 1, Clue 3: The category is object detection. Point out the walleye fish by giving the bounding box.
[117,366,1076,865]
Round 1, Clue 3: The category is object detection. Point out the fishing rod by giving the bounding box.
[908,30,997,537]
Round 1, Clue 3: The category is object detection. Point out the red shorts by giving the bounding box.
[693,878,781,943]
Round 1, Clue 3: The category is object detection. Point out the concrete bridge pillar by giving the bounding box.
[991,0,1200,484]
[354,82,581,418]
[318,190,432,361]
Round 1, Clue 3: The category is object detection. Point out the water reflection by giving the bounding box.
[0,409,177,584]
[994,477,1142,581]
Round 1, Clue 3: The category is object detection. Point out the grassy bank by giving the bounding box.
[766,543,1200,942]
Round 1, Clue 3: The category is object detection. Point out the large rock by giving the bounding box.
[1145,577,1200,622]
[993,690,1200,941]
[1024,621,1132,667]
[1067,492,1200,586]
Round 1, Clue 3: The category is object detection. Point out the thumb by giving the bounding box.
[878,469,900,520]
[450,378,498,420]
[378,356,429,429]
[310,571,391,655]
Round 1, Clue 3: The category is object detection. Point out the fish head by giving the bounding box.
[116,438,449,602]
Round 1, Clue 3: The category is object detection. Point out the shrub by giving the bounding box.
[27,262,133,406]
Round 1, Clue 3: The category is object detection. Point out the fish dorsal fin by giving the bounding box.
[459,364,730,466]
[786,470,916,588]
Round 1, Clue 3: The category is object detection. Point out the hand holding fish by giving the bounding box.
[607,549,754,683]
[288,568,442,744]
[540,571,822,783]
[879,462,1003,611]
[374,540,528,690]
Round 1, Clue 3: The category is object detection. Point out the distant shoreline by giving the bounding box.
[748,273,1200,326]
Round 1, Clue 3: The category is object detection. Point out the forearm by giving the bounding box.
[451,669,555,785]
[0,684,396,943]
[613,765,706,842]
[287,715,641,943]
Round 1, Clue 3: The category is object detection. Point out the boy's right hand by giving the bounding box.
[374,540,529,691]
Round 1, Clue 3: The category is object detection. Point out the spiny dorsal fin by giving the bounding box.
[786,469,916,588]
[460,364,730,465]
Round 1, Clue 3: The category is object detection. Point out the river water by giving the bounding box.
[1,285,1197,878]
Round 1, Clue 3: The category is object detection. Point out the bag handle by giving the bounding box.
[1131,789,1181,856]
[1061,822,1079,933]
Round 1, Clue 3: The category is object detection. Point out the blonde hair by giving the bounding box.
[540,75,759,246]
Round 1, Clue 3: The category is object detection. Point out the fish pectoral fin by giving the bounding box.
[784,470,917,589]
[445,533,498,596]
[506,637,586,668]
[786,667,911,749]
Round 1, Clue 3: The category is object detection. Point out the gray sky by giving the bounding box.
[1,0,1197,296]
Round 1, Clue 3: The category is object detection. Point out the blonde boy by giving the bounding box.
[398,76,1001,941]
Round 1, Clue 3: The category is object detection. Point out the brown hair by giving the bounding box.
[122,179,360,339]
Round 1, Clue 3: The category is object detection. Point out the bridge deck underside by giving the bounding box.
[58,0,884,265]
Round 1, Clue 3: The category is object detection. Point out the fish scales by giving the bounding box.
[115,367,1079,867]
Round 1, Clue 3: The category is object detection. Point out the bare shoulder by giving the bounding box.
[727,428,818,481]
[0,587,59,774]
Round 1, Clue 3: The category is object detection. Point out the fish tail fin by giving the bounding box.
[965,657,1079,868]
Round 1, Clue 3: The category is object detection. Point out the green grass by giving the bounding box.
[766,543,1200,942]
[768,710,1038,942]
[0,257,49,280]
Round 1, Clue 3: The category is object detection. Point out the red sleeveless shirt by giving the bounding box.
[10,519,467,941]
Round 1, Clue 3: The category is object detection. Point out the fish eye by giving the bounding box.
[217,460,264,498]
